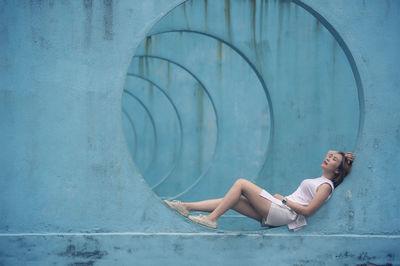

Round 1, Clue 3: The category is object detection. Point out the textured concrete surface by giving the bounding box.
[0,0,399,265]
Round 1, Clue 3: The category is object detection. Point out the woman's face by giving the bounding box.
[321,151,343,174]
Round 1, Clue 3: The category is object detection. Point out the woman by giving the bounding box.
[164,150,354,231]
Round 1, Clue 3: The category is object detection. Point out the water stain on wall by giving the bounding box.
[224,0,232,41]
[83,0,93,47]
[58,244,107,260]
[145,36,152,55]
[204,0,209,31]
[182,3,189,28]
[103,0,113,40]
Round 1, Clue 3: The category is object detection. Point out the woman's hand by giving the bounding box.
[273,194,284,201]
[285,183,332,217]
[345,152,354,165]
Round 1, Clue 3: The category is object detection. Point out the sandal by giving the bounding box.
[164,200,189,217]
[188,214,217,229]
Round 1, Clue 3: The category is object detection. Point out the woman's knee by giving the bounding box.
[234,178,251,187]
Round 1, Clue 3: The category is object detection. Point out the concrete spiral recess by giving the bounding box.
[122,0,361,203]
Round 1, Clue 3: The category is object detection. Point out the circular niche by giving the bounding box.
[122,0,362,230]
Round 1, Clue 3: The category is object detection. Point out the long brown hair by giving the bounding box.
[331,151,353,188]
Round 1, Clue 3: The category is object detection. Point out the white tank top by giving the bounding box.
[287,176,334,206]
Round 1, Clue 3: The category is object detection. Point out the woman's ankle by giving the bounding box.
[206,215,217,222]
[181,202,190,212]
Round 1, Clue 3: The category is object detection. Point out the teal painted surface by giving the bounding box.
[0,0,399,264]
[0,0,192,234]
[123,0,360,203]
[0,233,399,265]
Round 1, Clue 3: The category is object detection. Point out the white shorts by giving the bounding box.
[261,202,298,227]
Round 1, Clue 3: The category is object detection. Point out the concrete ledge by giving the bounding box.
[1,233,398,265]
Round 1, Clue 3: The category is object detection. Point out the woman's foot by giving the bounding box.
[188,214,217,229]
[164,200,189,217]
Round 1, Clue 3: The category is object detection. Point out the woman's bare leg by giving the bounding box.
[183,196,263,222]
[205,178,272,222]
[183,199,222,213]
[231,197,264,222]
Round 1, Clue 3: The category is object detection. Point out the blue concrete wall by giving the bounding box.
[122,0,360,205]
[0,0,399,265]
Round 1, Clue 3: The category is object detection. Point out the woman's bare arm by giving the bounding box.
[274,183,332,217]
